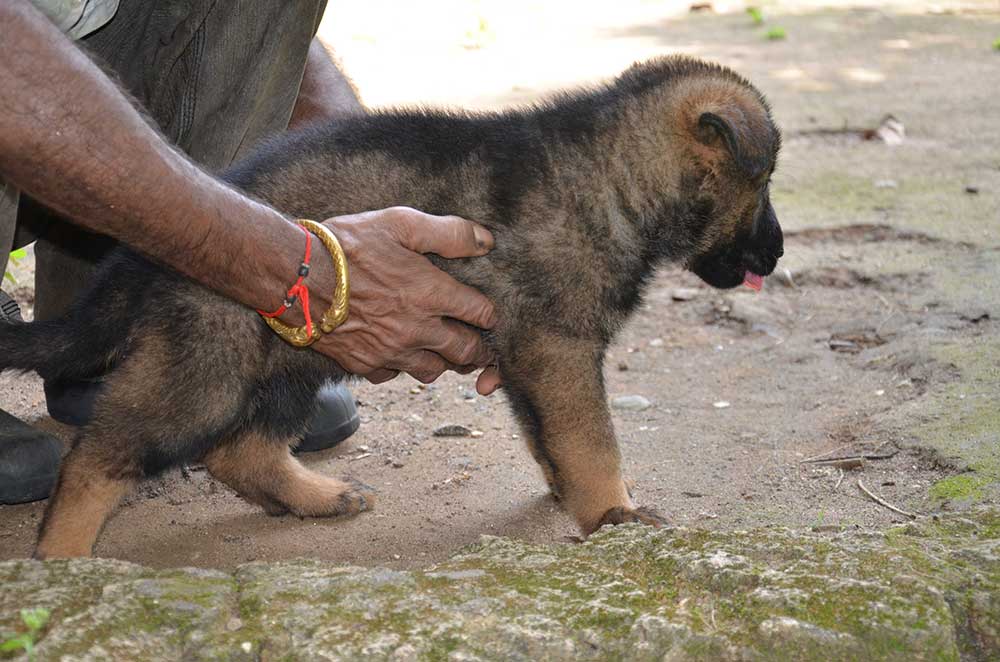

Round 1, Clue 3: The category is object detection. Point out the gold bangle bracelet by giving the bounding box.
[261,219,350,348]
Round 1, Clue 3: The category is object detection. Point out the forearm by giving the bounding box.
[0,1,314,316]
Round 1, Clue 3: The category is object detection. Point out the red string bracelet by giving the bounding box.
[257,225,315,338]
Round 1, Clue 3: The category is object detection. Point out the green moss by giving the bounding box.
[7,513,999,660]
[929,474,991,501]
[908,340,1000,504]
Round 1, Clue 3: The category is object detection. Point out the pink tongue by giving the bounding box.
[743,271,764,292]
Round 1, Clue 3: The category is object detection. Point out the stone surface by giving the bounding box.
[1,509,998,661]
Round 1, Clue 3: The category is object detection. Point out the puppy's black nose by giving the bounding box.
[774,247,784,258]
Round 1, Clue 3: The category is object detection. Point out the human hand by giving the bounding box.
[312,207,497,384]
[476,366,502,395]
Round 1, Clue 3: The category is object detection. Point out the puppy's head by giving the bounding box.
[672,70,783,289]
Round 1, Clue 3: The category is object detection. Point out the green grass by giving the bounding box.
[746,7,764,25]
[4,248,26,285]
[993,37,1000,51]
[0,608,50,661]
[765,27,787,41]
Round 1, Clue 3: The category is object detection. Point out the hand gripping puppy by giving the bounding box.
[0,56,782,558]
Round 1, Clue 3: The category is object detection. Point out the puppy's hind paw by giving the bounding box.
[334,478,377,516]
[593,505,668,532]
[286,476,377,519]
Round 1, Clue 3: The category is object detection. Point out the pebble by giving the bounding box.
[611,395,652,411]
[433,424,472,437]
[648,338,665,347]
[617,362,629,371]
[713,401,731,409]
[226,618,243,632]
[470,430,484,438]
[671,287,699,301]
[409,387,422,395]
[874,179,898,189]
[461,389,478,400]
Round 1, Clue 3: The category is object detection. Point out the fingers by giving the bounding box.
[426,319,493,367]
[387,207,494,258]
[316,207,498,384]
[364,368,400,384]
[404,350,449,384]
[476,365,502,395]
[433,279,497,331]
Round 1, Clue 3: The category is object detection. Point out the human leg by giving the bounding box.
[0,191,63,505]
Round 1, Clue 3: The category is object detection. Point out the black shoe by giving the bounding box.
[0,293,62,504]
[0,290,21,323]
[0,409,62,504]
[44,375,358,451]
[296,380,360,453]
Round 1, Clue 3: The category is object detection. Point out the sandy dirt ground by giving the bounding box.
[1,1,998,569]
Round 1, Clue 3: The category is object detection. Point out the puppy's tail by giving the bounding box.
[0,315,121,381]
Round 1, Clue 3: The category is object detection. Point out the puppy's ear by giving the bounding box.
[697,110,769,180]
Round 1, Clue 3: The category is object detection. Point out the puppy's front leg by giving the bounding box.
[503,332,666,535]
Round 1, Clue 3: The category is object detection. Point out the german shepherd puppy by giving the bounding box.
[0,56,782,558]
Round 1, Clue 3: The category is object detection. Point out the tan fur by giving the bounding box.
[203,433,374,518]
[35,455,133,559]
[501,332,643,534]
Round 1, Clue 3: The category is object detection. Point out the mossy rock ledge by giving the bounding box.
[2,509,998,661]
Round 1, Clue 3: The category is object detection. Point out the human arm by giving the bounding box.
[289,38,365,128]
[0,0,496,384]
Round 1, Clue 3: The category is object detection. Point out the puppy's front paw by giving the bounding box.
[592,505,668,532]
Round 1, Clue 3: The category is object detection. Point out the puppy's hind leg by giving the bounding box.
[203,432,374,519]
[35,437,137,559]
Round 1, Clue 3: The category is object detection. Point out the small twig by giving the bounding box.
[834,468,845,490]
[857,478,916,519]
[801,444,853,463]
[802,444,898,465]
[810,457,864,470]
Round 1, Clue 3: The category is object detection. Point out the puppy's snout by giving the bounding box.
[743,249,778,277]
